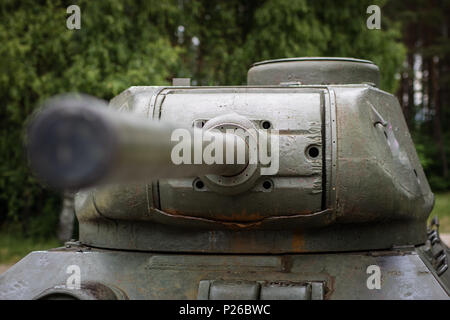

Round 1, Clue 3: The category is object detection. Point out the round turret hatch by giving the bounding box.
[247,57,380,87]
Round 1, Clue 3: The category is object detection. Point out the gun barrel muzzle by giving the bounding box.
[27,95,248,189]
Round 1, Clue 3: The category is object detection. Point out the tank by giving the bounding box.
[0,57,448,300]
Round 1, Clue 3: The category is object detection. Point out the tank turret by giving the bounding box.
[26,57,434,253]
[1,58,448,300]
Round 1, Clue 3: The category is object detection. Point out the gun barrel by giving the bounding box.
[27,95,248,190]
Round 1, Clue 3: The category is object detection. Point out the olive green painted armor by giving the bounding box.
[1,58,448,299]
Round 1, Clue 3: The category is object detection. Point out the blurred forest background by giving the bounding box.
[0,0,449,261]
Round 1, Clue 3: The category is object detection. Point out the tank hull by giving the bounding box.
[0,243,448,300]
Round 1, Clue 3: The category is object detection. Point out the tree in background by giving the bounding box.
[385,0,450,191]
[176,0,404,91]
[0,0,407,238]
[0,0,182,237]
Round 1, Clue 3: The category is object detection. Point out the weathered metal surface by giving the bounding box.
[71,83,432,253]
[0,246,447,299]
[247,57,380,87]
[57,193,75,242]
[4,57,444,299]
[198,280,324,300]
[156,87,325,220]
[417,217,450,294]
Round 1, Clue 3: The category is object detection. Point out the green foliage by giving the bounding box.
[413,130,450,191]
[178,0,405,91]
[0,225,60,263]
[429,192,450,233]
[0,0,182,237]
[246,0,405,92]
[384,0,450,192]
[0,0,407,238]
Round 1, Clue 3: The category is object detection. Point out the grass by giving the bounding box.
[0,232,60,264]
[429,192,450,233]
